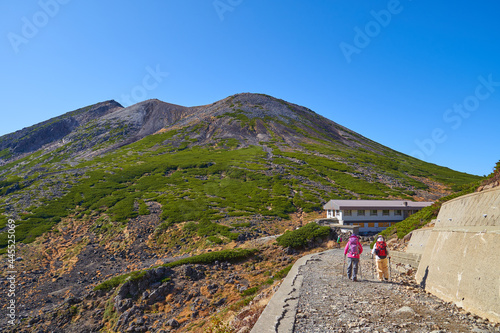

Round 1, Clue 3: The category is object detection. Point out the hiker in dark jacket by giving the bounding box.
[371,235,389,281]
[344,233,363,281]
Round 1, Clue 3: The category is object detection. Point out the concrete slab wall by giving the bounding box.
[415,187,500,323]
[406,228,433,255]
[390,251,421,268]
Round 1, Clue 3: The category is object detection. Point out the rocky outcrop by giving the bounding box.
[114,266,174,311]
[0,100,122,159]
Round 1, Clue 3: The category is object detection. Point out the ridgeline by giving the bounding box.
[0,93,483,332]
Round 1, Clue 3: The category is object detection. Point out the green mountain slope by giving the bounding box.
[381,160,499,239]
[0,93,483,250]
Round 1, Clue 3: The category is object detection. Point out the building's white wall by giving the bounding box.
[324,208,420,232]
[342,209,404,222]
[326,210,345,220]
[340,209,407,233]
[323,201,430,234]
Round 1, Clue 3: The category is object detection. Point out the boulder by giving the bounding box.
[166,319,179,328]
[180,264,205,281]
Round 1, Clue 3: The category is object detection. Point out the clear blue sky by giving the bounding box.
[1,0,499,176]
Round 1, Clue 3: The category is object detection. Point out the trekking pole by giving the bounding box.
[371,254,374,279]
[389,256,392,281]
[359,258,362,279]
[342,255,346,278]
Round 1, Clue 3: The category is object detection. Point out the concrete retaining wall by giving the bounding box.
[390,251,421,268]
[406,227,433,255]
[415,187,500,323]
[390,228,433,268]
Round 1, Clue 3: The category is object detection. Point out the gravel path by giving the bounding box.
[293,249,498,333]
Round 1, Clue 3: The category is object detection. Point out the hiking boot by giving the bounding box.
[352,277,357,282]
[384,277,389,281]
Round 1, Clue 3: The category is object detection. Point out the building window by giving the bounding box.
[370,210,378,216]
[357,210,365,216]
[335,210,340,216]
[382,210,390,216]
[395,210,402,216]
[344,210,352,216]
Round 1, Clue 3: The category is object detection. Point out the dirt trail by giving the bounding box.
[293,249,498,333]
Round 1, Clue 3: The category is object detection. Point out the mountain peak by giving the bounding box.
[0,100,123,158]
[0,93,368,163]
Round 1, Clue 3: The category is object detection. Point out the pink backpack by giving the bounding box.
[348,239,359,255]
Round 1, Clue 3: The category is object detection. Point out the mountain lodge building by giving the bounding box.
[323,199,433,234]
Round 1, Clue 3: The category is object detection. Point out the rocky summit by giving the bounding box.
[0,93,485,332]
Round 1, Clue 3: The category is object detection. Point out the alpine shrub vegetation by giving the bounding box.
[276,222,331,249]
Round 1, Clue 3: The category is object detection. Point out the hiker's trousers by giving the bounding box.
[376,258,389,280]
[347,257,359,280]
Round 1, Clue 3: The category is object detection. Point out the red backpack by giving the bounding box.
[375,241,387,258]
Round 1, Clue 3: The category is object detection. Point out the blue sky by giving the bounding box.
[1,0,499,176]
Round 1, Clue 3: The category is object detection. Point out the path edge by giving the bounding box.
[250,249,337,333]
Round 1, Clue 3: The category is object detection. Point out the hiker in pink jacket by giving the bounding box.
[344,233,363,281]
